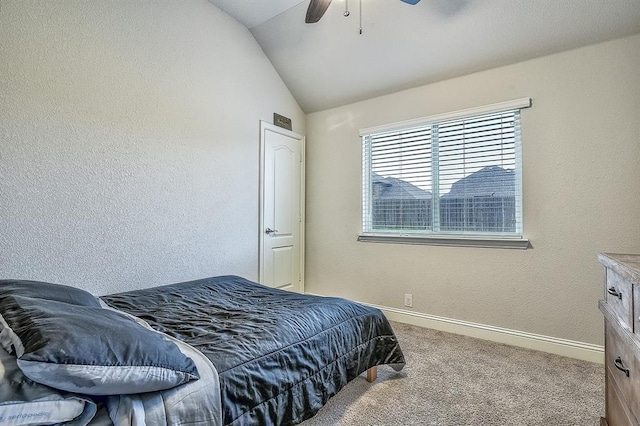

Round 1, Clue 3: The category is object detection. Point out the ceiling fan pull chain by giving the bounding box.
[344,0,350,17]
[359,0,363,34]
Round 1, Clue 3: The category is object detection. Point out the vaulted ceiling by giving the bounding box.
[210,0,640,113]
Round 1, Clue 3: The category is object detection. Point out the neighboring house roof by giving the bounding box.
[442,166,515,198]
[372,174,431,200]
[373,166,514,200]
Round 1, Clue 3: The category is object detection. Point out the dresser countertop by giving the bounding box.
[598,253,640,285]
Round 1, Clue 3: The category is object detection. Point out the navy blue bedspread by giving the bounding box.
[101,275,405,425]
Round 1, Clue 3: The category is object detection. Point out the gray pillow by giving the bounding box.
[0,294,200,395]
[0,279,101,307]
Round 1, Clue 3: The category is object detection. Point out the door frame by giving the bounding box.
[258,121,305,292]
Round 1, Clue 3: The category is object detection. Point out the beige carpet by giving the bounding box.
[303,321,604,425]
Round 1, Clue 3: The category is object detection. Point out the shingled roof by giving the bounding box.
[372,174,432,200]
[442,166,515,198]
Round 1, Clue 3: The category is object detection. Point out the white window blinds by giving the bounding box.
[361,99,529,239]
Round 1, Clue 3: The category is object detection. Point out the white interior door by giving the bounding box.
[259,121,304,292]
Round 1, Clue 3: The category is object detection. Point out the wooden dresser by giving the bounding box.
[599,253,640,426]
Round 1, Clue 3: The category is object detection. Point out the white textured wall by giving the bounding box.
[305,34,640,345]
[0,1,305,295]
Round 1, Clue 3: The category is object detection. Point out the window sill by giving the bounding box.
[357,234,531,249]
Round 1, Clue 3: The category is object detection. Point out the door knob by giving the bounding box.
[265,228,278,234]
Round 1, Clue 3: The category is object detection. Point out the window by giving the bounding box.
[360,98,531,248]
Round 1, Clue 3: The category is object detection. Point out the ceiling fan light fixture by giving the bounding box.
[306,0,421,24]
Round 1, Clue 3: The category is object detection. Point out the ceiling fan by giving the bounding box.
[305,0,421,24]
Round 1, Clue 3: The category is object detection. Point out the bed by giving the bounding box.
[0,276,404,425]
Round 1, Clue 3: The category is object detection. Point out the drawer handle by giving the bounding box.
[614,356,630,377]
[607,287,623,300]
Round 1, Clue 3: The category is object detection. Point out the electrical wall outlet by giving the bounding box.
[404,293,413,308]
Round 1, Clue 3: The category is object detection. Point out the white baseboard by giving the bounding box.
[364,303,604,364]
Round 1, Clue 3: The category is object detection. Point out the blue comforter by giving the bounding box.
[101,275,405,426]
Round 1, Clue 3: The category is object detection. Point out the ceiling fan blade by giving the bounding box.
[305,0,332,23]
[400,0,421,4]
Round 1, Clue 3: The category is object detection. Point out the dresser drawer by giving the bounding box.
[606,320,640,423]
[633,285,640,340]
[606,268,634,330]
[607,371,638,426]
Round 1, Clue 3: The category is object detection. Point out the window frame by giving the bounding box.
[359,98,532,249]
